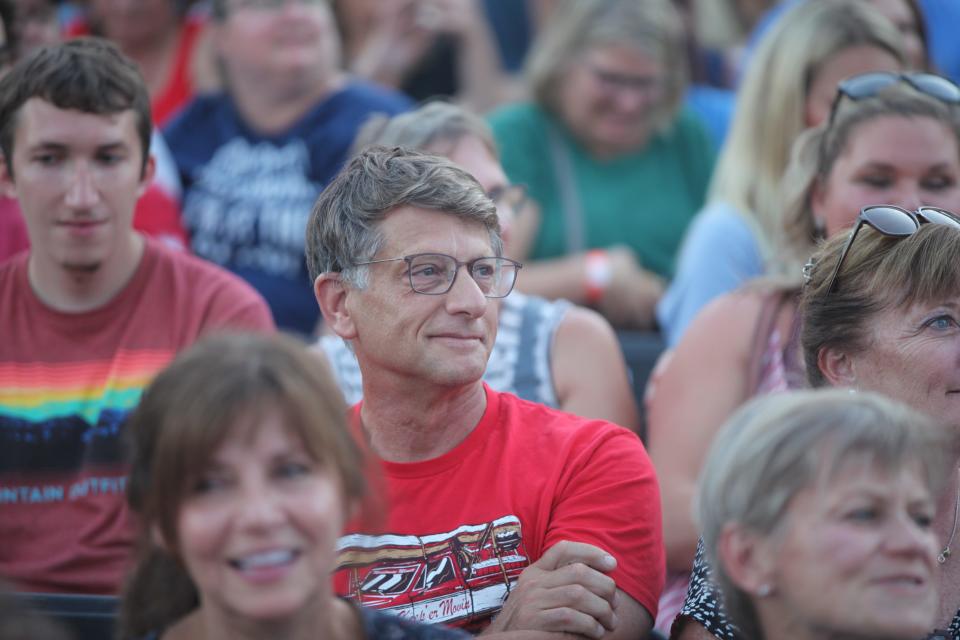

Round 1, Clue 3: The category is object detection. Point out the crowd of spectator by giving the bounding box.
[2,1,960,640]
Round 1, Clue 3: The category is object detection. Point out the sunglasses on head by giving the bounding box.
[827,72,960,125]
[824,205,960,294]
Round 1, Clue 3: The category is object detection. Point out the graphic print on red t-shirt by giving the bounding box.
[336,515,529,628]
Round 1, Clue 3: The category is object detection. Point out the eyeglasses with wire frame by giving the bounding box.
[351,253,522,298]
[827,72,960,125]
[825,205,960,294]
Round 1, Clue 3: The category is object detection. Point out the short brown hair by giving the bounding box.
[120,332,364,638]
[800,222,960,387]
[0,38,152,176]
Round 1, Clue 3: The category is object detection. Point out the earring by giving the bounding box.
[813,217,826,240]
[757,584,774,598]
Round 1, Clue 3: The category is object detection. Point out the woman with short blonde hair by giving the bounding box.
[701,389,947,640]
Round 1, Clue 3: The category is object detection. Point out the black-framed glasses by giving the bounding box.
[352,253,522,298]
[828,72,960,125]
[825,205,960,294]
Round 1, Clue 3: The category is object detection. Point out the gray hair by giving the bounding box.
[305,146,501,287]
[350,101,497,159]
[699,389,949,640]
[775,82,960,281]
[525,0,687,133]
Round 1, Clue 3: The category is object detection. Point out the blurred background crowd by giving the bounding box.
[4,0,960,639]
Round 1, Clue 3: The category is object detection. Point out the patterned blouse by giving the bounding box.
[673,538,960,640]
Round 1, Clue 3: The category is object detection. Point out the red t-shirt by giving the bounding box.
[0,238,274,593]
[0,197,29,263]
[334,386,665,631]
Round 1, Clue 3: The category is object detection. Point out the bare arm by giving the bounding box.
[606,591,653,640]
[448,0,510,112]
[645,291,760,572]
[482,542,653,639]
[551,306,639,430]
[516,248,664,331]
[341,0,508,111]
[343,0,433,89]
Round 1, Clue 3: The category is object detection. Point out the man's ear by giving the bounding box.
[137,154,156,197]
[315,272,357,340]
[0,154,16,199]
[817,345,857,387]
[717,522,777,596]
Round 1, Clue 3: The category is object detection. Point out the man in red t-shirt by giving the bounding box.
[309,147,664,637]
[0,39,274,594]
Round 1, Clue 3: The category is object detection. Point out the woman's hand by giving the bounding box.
[594,246,664,331]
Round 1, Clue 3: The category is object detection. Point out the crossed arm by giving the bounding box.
[481,423,662,639]
[483,541,654,639]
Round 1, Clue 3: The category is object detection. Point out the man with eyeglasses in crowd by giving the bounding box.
[310,146,663,638]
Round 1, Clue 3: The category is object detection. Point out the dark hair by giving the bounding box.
[0,0,16,65]
[119,332,365,638]
[800,223,960,387]
[0,38,152,176]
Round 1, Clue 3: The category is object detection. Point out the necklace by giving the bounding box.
[939,477,960,564]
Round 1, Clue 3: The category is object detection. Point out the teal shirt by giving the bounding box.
[488,103,714,278]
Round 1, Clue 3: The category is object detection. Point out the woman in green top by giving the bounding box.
[488,0,714,330]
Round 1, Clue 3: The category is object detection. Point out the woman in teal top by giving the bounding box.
[488,0,714,330]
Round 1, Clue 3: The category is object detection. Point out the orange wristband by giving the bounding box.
[584,249,611,305]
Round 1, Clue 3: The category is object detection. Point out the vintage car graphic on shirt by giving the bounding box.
[335,515,529,627]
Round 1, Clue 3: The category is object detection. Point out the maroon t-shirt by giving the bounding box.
[0,238,274,593]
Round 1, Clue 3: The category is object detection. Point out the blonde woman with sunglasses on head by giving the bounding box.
[658,0,906,347]
[646,75,960,638]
